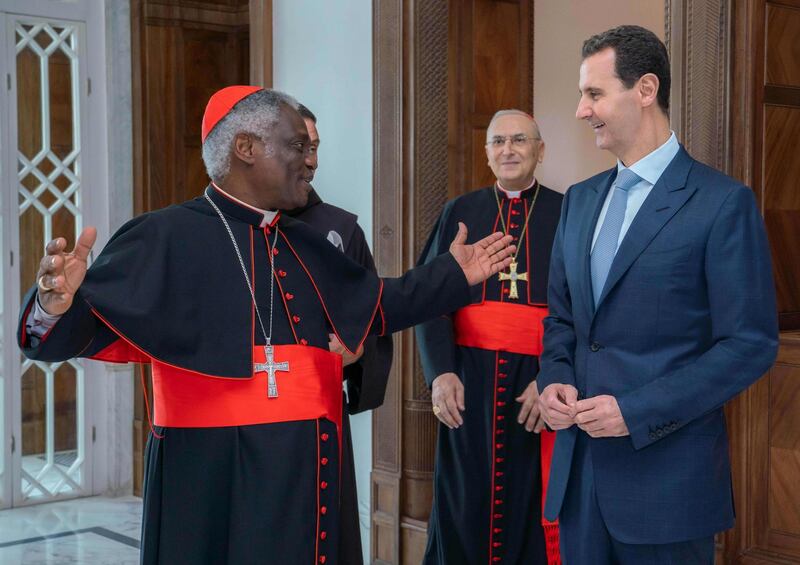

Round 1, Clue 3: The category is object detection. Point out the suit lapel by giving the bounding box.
[594,147,696,310]
[577,169,615,319]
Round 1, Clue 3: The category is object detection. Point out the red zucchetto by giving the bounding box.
[201,85,263,142]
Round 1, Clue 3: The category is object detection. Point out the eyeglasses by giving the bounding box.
[486,134,540,148]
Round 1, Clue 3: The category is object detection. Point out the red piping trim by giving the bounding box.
[250,228,256,371]
[315,419,321,563]
[280,230,381,355]
[483,191,504,303]
[488,349,499,564]
[525,198,532,304]
[378,298,386,337]
[19,298,35,347]
[264,227,299,344]
[89,308,252,380]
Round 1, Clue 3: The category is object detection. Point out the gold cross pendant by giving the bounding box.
[498,260,528,299]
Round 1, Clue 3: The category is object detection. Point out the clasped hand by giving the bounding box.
[538,383,629,437]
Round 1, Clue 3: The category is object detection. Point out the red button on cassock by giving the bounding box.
[293,315,301,323]
[493,542,502,548]
[278,269,287,278]
[320,481,328,490]
[496,401,506,407]
[321,433,329,441]
[300,339,308,345]
[498,359,508,365]
[498,387,506,393]
[494,528,503,533]
[320,506,328,515]
[321,457,328,466]
[319,556,326,564]
[285,292,294,300]
[495,457,505,463]
[272,247,279,256]
[493,513,503,519]
[495,471,504,477]
[320,531,327,540]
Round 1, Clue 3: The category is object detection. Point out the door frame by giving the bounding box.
[0,0,116,509]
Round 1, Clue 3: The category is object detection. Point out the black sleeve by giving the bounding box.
[413,204,460,387]
[17,286,113,362]
[342,224,394,414]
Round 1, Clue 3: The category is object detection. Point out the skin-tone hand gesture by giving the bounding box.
[516,380,545,433]
[538,383,579,430]
[36,226,97,316]
[328,333,364,367]
[573,395,629,437]
[449,223,515,285]
[431,372,465,429]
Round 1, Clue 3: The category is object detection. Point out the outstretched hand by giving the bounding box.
[36,226,97,316]
[449,222,515,286]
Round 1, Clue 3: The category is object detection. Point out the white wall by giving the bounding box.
[272,1,373,560]
[534,0,665,192]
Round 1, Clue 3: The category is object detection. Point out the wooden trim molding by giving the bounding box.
[667,0,731,173]
[249,0,272,86]
[372,0,404,561]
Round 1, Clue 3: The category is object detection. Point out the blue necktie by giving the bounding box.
[591,168,641,304]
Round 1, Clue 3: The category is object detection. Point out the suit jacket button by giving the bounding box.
[590,342,601,352]
[649,432,656,440]
[656,429,664,438]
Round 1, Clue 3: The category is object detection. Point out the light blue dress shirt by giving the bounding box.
[591,132,681,251]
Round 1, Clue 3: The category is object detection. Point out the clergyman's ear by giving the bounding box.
[232,133,257,165]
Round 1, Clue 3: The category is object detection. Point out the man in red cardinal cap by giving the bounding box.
[416,109,563,565]
[18,87,515,565]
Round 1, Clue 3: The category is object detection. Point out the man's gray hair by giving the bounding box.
[486,109,543,141]
[202,88,299,183]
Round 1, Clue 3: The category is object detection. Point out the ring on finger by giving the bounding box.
[37,275,52,294]
[432,405,441,416]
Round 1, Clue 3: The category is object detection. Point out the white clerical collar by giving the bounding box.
[211,182,278,227]
[497,178,537,199]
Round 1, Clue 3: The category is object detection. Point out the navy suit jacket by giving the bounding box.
[538,146,778,544]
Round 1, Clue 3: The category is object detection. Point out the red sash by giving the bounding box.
[453,301,560,565]
[150,345,343,435]
[453,301,546,356]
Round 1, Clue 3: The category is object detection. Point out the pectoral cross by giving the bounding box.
[498,260,528,299]
[254,344,290,398]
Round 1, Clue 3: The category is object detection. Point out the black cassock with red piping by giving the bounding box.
[416,184,563,565]
[18,185,471,565]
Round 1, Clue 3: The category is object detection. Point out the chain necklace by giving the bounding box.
[493,182,541,299]
[492,181,541,262]
[205,193,290,397]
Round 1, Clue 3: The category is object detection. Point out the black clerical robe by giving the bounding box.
[416,183,563,565]
[287,188,393,565]
[18,186,469,565]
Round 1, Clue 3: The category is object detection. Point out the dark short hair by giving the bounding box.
[582,25,670,113]
[297,103,317,123]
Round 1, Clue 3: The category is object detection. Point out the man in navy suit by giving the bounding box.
[537,25,778,564]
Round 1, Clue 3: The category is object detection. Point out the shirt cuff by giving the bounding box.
[27,294,62,338]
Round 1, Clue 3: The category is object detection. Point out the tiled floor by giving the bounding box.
[0,496,142,564]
